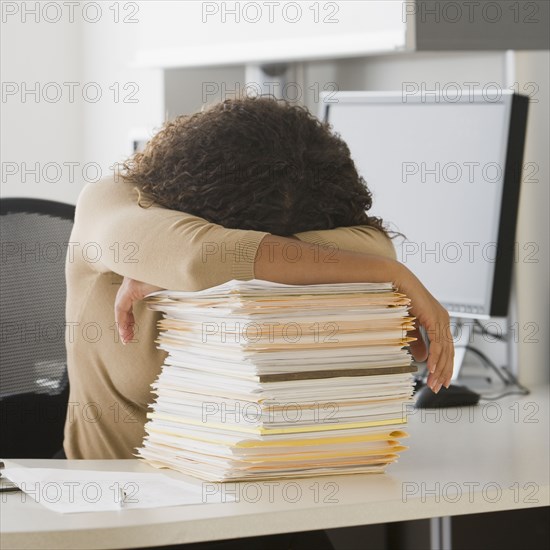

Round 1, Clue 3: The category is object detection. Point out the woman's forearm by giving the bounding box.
[254,235,404,285]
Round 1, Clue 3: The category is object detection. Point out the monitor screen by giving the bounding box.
[322,92,525,318]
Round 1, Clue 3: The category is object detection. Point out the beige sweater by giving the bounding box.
[64,176,397,459]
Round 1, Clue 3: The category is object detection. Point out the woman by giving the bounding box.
[64,97,452,550]
[65,97,453,458]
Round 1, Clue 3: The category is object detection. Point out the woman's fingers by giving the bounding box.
[424,313,454,393]
[442,339,455,389]
[438,323,455,389]
[119,311,135,345]
[393,264,455,393]
[114,279,136,344]
[429,346,451,392]
[426,341,443,391]
[114,277,165,345]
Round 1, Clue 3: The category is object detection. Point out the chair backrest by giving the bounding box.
[0,198,75,458]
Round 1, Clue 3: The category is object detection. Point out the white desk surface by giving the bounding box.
[1,386,549,550]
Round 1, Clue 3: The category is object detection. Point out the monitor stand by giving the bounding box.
[450,318,473,382]
[450,274,519,383]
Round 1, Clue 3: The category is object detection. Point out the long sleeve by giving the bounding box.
[294,225,398,260]
[71,176,269,291]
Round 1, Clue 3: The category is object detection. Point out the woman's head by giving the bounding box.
[123,97,387,237]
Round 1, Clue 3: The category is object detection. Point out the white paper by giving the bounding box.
[147,279,395,299]
[2,467,234,513]
[139,279,415,481]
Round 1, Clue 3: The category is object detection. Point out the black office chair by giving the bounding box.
[0,198,75,458]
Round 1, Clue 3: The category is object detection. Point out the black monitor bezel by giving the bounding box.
[489,93,529,317]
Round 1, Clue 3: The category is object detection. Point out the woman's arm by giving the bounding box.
[115,234,453,393]
[291,226,428,365]
[255,236,452,393]
[294,225,398,260]
[73,176,269,290]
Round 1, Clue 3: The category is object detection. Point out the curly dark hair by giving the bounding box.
[122,97,388,237]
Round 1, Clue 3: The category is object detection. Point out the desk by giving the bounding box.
[1,387,549,550]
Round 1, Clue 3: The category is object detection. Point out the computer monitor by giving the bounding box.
[320,91,529,322]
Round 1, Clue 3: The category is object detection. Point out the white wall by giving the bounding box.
[1,5,164,204]
[514,50,550,386]
[80,16,164,183]
[1,10,83,203]
[164,66,245,118]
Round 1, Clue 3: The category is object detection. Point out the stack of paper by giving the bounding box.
[137,280,417,481]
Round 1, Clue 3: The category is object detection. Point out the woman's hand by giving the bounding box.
[393,264,455,393]
[114,277,163,344]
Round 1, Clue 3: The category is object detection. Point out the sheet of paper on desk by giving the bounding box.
[2,467,233,513]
